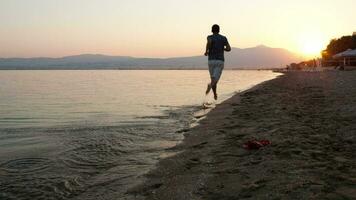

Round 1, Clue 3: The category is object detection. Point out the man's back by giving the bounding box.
[207,34,228,61]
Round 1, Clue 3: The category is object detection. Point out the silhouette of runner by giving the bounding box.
[204,24,231,100]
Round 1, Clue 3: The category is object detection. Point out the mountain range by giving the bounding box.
[0,45,301,70]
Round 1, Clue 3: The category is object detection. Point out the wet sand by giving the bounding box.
[131,71,356,199]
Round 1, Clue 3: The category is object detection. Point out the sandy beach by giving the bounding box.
[131,71,356,199]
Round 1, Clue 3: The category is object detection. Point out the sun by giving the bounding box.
[302,40,323,56]
[298,33,325,58]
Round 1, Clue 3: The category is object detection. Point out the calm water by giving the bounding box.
[0,70,279,199]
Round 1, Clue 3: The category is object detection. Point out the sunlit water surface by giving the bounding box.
[0,70,279,199]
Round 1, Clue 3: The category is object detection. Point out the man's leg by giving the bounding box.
[206,61,214,95]
[205,82,212,95]
[211,79,218,100]
[211,61,224,100]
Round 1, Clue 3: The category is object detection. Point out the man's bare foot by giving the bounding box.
[205,83,211,95]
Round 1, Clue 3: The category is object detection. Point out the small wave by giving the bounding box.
[60,139,128,174]
[137,115,170,120]
[0,175,84,200]
[0,158,52,175]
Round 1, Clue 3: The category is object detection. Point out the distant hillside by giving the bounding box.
[0,46,300,69]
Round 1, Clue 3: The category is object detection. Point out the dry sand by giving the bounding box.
[130,71,356,200]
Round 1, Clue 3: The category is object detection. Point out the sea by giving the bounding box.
[0,70,279,200]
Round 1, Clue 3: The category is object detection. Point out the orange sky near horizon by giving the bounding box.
[0,0,355,59]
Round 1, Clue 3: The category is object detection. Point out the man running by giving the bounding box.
[204,24,231,100]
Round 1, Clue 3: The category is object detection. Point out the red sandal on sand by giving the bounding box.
[243,140,271,150]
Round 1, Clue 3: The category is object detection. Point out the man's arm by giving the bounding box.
[224,39,231,52]
[204,37,212,56]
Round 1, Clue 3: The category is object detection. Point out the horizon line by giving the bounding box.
[0,45,301,60]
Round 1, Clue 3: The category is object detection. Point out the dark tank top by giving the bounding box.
[208,34,228,61]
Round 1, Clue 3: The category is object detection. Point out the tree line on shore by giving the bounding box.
[322,34,356,59]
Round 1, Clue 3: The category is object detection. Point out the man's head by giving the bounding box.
[212,24,220,34]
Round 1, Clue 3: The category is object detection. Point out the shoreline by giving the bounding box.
[128,73,282,199]
[130,71,356,199]
[191,74,282,127]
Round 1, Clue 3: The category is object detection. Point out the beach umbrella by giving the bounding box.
[341,49,356,57]
[333,49,353,58]
[333,49,356,66]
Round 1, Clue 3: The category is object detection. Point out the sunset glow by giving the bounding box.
[299,33,326,58]
[0,0,355,58]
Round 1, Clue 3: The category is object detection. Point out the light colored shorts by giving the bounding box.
[208,60,224,81]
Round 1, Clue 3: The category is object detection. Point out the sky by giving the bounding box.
[0,0,355,58]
